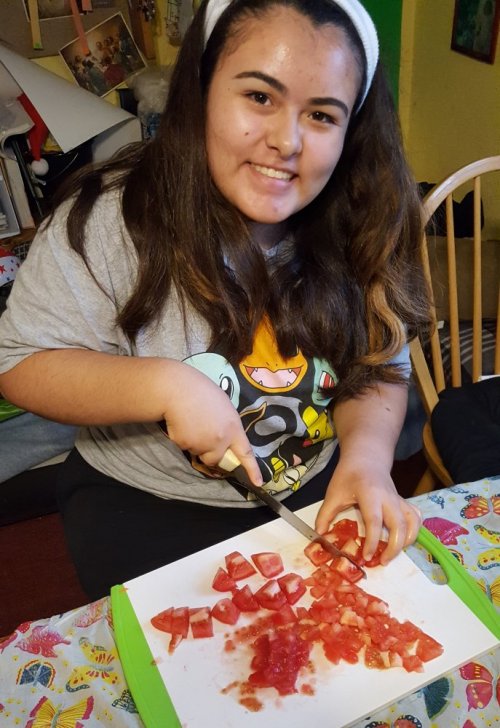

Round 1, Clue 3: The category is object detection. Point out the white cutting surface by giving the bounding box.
[124,504,498,728]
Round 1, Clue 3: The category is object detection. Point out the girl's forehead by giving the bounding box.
[212,7,361,100]
[220,6,352,57]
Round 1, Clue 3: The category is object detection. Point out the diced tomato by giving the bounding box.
[402,654,424,672]
[168,632,184,654]
[225,551,257,580]
[295,606,311,620]
[171,607,190,637]
[328,518,360,547]
[321,624,363,665]
[359,537,386,567]
[251,552,284,578]
[340,537,363,561]
[416,633,444,662]
[309,597,340,625]
[254,579,288,611]
[211,598,240,626]
[248,628,312,696]
[212,567,237,592]
[277,573,306,605]
[364,645,389,669]
[232,585,260,612]
[304,541,332,566]
[271,603,298,626]
[151,607,173,633]
[189,607,214,639]
[330,555,364,584]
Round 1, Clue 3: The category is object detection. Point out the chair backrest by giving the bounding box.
[410,155,500,418]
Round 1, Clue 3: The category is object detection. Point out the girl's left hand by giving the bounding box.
[315,453,422,565]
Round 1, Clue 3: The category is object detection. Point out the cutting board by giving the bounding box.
[112,504,499,728]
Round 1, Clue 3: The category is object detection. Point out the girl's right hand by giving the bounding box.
[162,360,263,487]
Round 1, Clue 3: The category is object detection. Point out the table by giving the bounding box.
[1,478,499,727]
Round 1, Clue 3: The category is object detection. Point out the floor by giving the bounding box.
[0,450,428,639]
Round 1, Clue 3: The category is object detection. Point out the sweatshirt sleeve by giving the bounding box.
[0,192,136,374]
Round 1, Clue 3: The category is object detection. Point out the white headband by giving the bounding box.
[203,0,379,108]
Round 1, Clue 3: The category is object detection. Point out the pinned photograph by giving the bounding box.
[24,1,82,20]
[59,13,146,97]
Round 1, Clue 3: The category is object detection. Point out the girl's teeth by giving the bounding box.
[253,164,293,181]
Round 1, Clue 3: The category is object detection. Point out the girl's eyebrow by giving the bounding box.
[234,70,349,117]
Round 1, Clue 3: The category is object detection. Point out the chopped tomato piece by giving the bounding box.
[189,607,214,639]
[171,607,190,638]
[254,579,288,611]
[416,633,444,662]
[271,603,298,626]
[168,632,184,654]
[364,645,389,669]
[251,552,284,578]
[329,518,360,546]
[150,607,173,633]
[304,541,332,566]
[330,555,364,584]
[277,573,306,605]
[232,585,260,612]
[212,567,237,592]
[402,654,424,672]
[211,598,240,626]
[225,551,257,580]
[340,537,363,561]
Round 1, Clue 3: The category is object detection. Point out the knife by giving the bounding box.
[218,448,366,579]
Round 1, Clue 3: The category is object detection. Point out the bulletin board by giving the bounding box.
[0,0,132,59]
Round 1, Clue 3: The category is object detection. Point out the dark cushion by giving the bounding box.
[431,377,500,483]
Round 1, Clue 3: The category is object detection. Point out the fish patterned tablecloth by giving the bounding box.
[0,478,499,727]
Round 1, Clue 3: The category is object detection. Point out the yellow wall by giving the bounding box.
[400,0,500,238]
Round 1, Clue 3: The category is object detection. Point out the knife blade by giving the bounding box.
[218,449,366,579]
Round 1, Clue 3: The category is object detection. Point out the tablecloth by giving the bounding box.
[1,478,499,727]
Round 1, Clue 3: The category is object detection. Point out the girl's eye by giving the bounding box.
[248,91,270,106]
[310,110,335,124]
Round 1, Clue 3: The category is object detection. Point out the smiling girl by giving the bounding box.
[0,0,431,599]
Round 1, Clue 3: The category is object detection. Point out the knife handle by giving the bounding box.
[218,448,241,473]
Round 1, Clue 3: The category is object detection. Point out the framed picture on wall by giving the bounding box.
[451,0,500,63]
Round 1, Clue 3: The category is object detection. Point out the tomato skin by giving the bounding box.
[225,551,257,580]
[232,585,260,612]
[277,573,307,605]
[151,607,173,633]
[211,598,241,626]
[254,579,288,611]
[251,552,284,578]
[212,567,237,592]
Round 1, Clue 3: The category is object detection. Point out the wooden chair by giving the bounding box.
[410,155,500,493]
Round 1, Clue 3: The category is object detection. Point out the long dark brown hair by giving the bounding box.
[52,0,431,401]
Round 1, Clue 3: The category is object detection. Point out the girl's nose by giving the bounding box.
[266,111,303,158]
